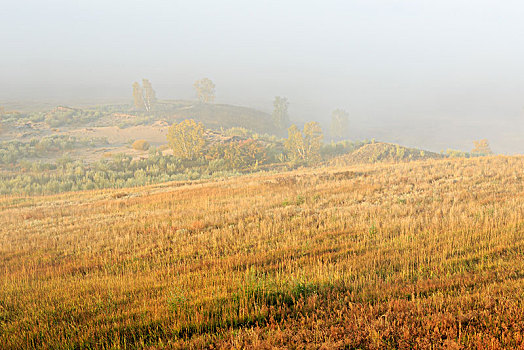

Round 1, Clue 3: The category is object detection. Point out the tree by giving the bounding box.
[142,79,156,112]
[330,109,349,140]
[303,121,323,161]
[272,96,290,130]
[167,119,206,159]
[132,79,156,111]
[472,139,493,155]
[194,78,215,103]
[285,122,323,163]
[286,125,306,161]
[132,82,144,110]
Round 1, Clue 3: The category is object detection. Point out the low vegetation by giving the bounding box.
[131,139,150,151]
[1,155,522,348]
[333,142,444,165]
[0,135,107,166]
[1,115,379,195]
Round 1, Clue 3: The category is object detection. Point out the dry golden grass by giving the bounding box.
[1,156,523,349]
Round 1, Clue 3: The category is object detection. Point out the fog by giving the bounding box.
[2,0,524,153]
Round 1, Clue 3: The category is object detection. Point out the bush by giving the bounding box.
[132,140,150,151]
[207,139,267,170]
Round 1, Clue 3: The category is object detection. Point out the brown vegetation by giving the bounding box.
[0,156,523,348]
[131,139,150,151]
[333,142,443,165]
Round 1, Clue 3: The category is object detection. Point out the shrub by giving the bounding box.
[132,139,150,151]
[207,139,267,170]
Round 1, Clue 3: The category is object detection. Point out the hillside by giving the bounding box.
[1,100,277,142]
[332,142,443,165]
[166,101,277,135]
[1,156,523,349]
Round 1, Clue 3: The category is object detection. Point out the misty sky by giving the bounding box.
[1,0,524,152]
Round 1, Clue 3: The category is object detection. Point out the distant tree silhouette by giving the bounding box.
[142,79,156,112]
[132,82,144,110]
[194,78,216,103]
[472,139,493,155]
[272,96,290,131]
[330,109,349,140]
[132,79,156,112]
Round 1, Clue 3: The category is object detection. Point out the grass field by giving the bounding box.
[1,156,523,349]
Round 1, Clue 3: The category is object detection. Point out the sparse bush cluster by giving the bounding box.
[0,135,107,166]
[207,139,268,170]
[44,107,103,127]
[321,139,370,157]
[0,121,373,195]
[0,151,241,195]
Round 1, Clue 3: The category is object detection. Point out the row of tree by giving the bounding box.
[132,78,215,111]
[131,79,349,140]
[166,119,325,164]
[131,80,494,154]
[271,96,349,140]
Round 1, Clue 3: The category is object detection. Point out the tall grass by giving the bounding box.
[1,156,523,348]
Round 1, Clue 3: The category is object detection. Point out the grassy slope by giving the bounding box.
[332,142,444,166]
[1,156,524,349]
[169,102,277,135]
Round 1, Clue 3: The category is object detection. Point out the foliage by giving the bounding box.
[321,139,370,157]
[271,96,290,131]
[132,79,156,111]
[223,127,254,138]
[472,139,493,155]
[167,119,206,159]
[193,78,216,103]
[132,82,144,110]
[0,136,107,166]
[132,139,150,151]
[285,122,323,163]
[335,142,443,165]
[445,148,471,158]
[44,107,103,127]
[207,139,267,170]
[0,153,184,195]
[330,108,349,140]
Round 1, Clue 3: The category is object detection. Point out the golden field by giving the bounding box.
[1,156,523,349]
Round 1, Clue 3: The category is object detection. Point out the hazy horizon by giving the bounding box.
[2,0,524,153]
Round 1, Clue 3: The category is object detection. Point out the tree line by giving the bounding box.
[132,78,350,141]
[166,118,325,165]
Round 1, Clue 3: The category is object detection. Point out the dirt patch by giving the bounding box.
[64,124,169,145]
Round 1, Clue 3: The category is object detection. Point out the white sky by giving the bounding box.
[1,0,524,152]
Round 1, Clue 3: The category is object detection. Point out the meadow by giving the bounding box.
[1,155,523,349]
